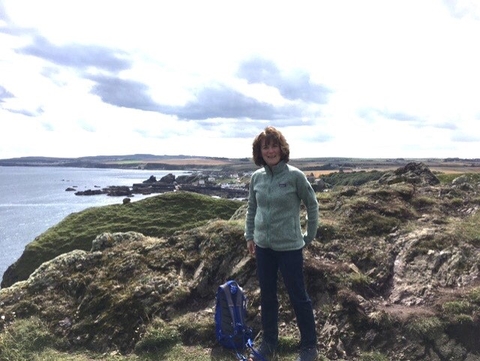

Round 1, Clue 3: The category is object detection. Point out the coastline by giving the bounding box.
[2,154,480,174]
[0,167,190,285]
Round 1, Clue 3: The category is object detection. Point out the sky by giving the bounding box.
[1,0,479,160]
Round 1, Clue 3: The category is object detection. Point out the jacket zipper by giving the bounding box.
[266,168,274,247]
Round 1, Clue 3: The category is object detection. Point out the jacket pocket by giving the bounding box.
[272,216,301,242]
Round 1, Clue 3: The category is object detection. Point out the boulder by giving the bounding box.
[159,173,176,184]
[143,175,157,183]
[378,162,440,185]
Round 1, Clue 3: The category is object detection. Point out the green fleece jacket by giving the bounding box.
[245,161,319,251]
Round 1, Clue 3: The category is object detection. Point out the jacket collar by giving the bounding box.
[265,160,287,175]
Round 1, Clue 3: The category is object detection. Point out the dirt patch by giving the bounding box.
[377,303,436,322]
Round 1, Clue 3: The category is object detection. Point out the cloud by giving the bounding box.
[443,0,480,20]
[358,108,421,123]
[432,122,458,130]
[88,75,159,112]
[5,107,43,117]
[0,85,43,117]
[237,58,330,103]
[17,35,131,72]
[0,85,14,103]
[376,110,420,122]
[452,133,480,142]
[41,121,54,131]
[303,132,333,143]
[162,85,303,121]
[87,66,315,122]
[1,0,480,160]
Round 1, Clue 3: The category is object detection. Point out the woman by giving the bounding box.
[245,126,319,361]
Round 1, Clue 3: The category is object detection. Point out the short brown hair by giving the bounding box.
[252,126,290,166]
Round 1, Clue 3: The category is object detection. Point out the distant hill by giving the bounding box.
[1,154,479,173]
[0,154,253,171]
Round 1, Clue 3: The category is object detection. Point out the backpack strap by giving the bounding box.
[220,282,237,331]
[234,285,246,326]
[220,281,249,361]
[246,339,268,361]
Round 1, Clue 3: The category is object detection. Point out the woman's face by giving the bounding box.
[261,138,281,167]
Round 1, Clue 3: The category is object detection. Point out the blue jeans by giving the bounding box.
[255,245,317,350]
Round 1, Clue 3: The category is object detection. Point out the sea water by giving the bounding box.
[0,166,189,285]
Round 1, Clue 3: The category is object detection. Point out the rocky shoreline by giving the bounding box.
[66,164,427,201]
[68,172,251,199]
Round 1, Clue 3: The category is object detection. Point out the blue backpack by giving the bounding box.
[215,280,265,360]
[215,280,251,349]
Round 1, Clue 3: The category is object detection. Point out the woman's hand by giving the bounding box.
[246,240,256,256]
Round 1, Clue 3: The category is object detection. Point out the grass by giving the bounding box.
[452,211,480,247]
[134,318,181,353]
[467,287,480,304]
[369,311,395,329]
[404,316,444,340]
[441,300,477,325]
[436,172,480,184]
[360,351,389,361]
[442,300,474,315]
[0,317,65,361]
[351,209,400,236]
[320,170,384,187]
[5,191,243,286]
[0,317,326,361]
[11,346,327,361]
[411,195,438,210]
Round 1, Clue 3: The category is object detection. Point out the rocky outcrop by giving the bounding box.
[74,186,133,197]
[0,228,254,353]
[74,172,248,199]
[379,162,440,185]
[1,164,480,360]
[131,173,177,194]
[178,184,248,199]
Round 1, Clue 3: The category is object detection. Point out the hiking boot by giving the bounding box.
[296,347,318,361]
[248,341,276,361]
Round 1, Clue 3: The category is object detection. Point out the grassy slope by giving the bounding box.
[5,191,243,286]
